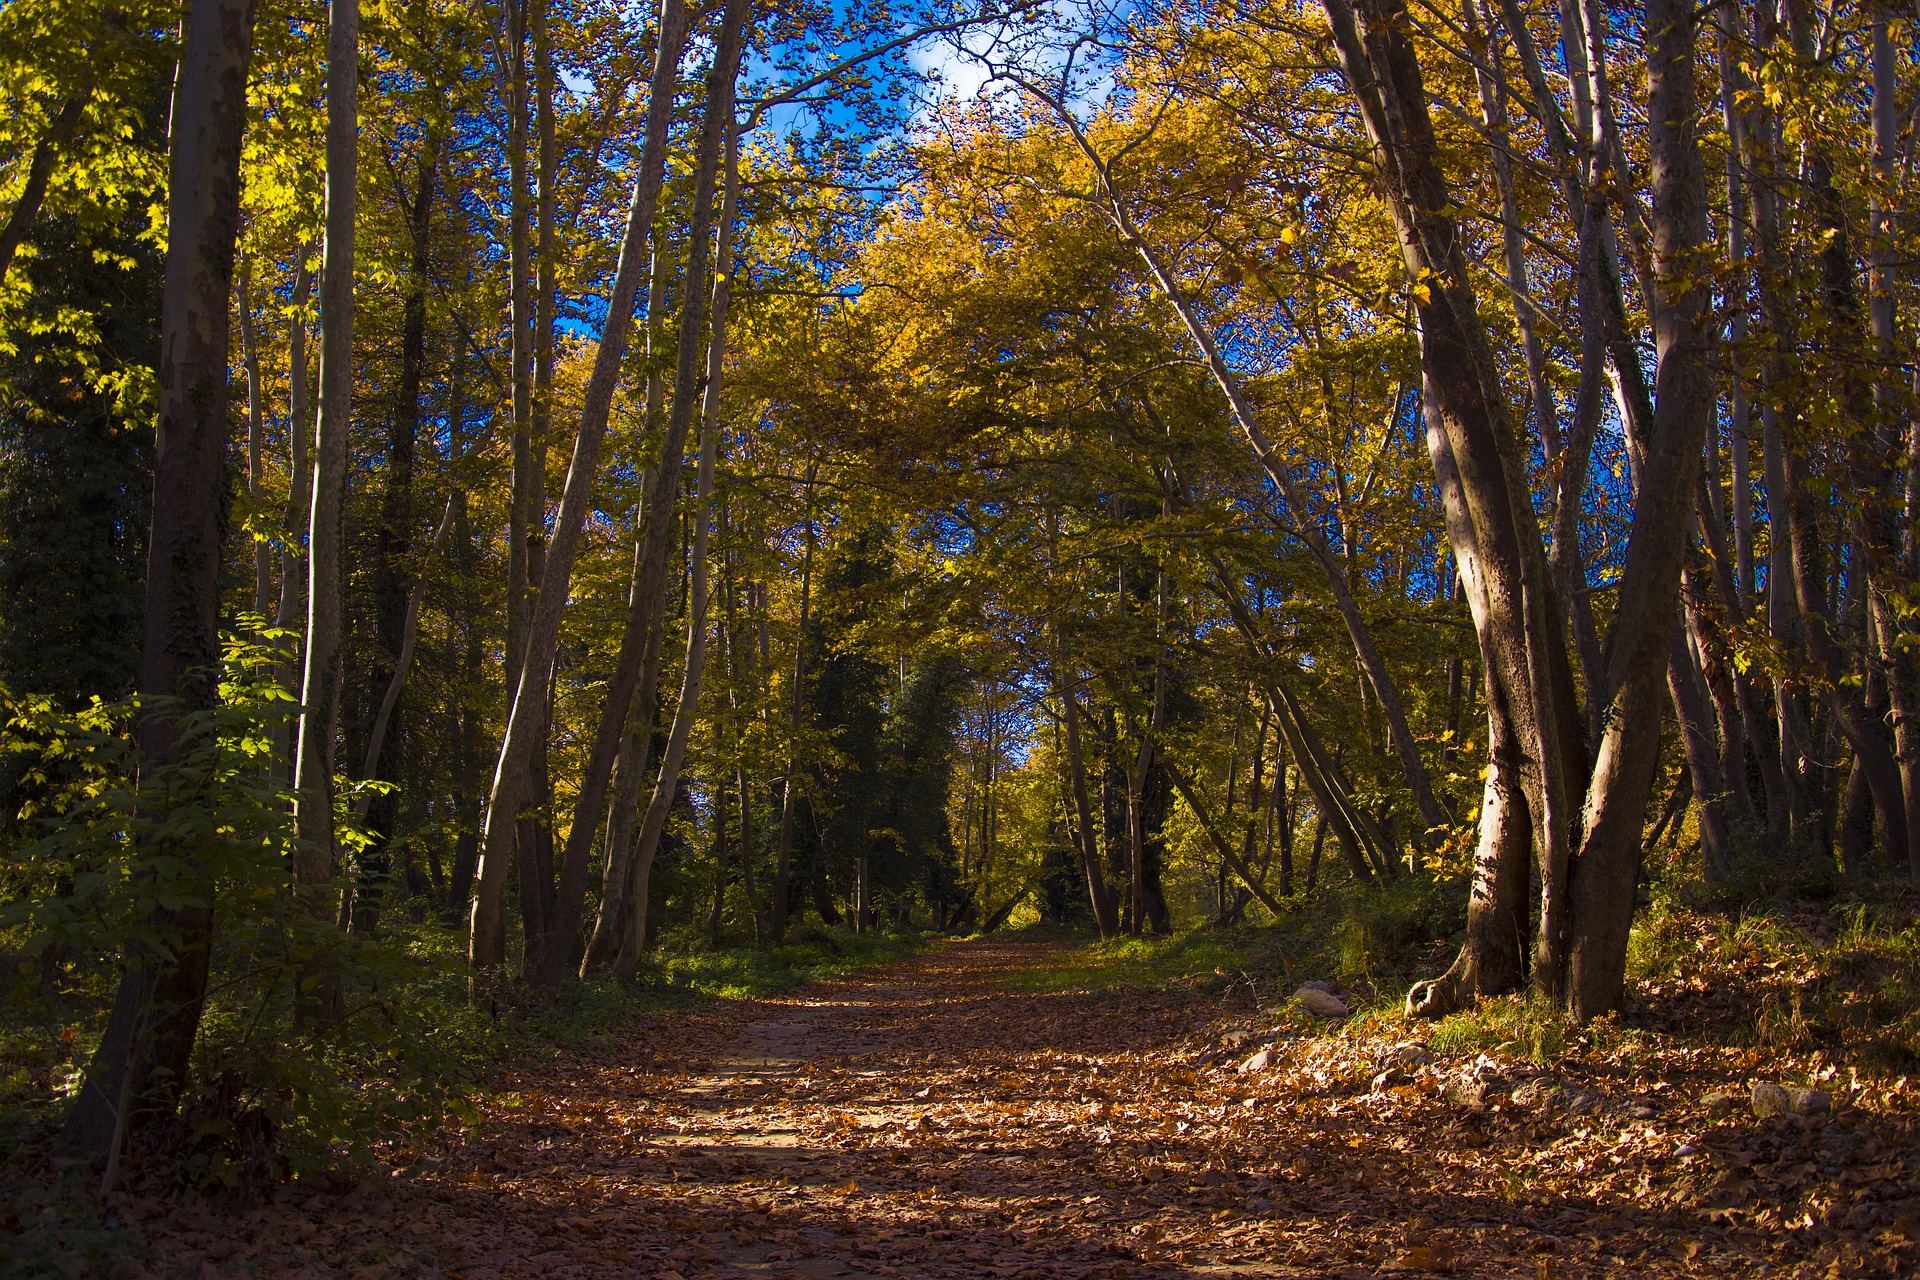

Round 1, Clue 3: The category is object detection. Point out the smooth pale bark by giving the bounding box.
[543,106,747,984]
[60,0,256,1160]
[0,88,89,288]
[290,0,358,1024]
[600,1,749,973]
[275,261,315,654]
[581,582,667,971]
[467,0,696,975]
[582,249,673,971]
[771,462,817,944]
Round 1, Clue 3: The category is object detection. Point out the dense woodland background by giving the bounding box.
[1,0,1918,1193]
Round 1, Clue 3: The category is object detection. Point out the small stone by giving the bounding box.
[1702,1088,1744,1116]
[1380,1042,1429,1072]
[1294,986,1349,1017]
[1238,1048,1278,1075]
[1751,1080,1793,1117]
[1789,1087,1831,1117]
[1510,1078,1555,1110]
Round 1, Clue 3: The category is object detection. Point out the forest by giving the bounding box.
[2,0,1920,1272]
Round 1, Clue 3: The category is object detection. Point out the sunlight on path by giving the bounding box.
[137,938,1903,1279]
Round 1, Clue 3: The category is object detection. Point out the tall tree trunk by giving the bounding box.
[59,0,257,1160]
[274,260,315,774]
[599,0,750,974]
[772,461,817,944]
[290,0,358,1024]
[353,137,436,936]
[236,259,271,619]
[1060,681,1115,938]
[1561,0,1716,1017]
[614,419,722,979]
[468,0,698,976]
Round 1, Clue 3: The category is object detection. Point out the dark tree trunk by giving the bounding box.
[60,0,255,1162]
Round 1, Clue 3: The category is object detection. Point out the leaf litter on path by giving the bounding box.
[127,940,1919,1278]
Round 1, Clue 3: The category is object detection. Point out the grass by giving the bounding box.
[1007,861,1920,1079]
[1003,874,1467,1013]
[651,925,927,1000]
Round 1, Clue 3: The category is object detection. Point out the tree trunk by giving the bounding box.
[468,0,696,976]
[60,0,257,1161]
[772,462,817,944]
[236,259,272,620]
[604,16,748,972]
[352,137,436,936]
[1059,681,1115,938]
[614,420,721,979]
[1562,0,1716,1018]
[290,0,358,1024]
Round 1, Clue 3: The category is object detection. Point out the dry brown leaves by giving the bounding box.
[111,941,1920,1279]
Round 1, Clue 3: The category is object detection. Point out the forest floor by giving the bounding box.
[107,935,1920,1280]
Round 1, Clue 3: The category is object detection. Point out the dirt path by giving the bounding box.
[139,939,1914,1279]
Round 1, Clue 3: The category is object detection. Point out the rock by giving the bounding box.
[1789,1087,1831,1117]
[1751,1081,1793,1117]
[1509,1078,1601,1115]
[1379,1042,1429,1073]
[1238,1048,1278,1075]
[1298,980,1333,994]
[1702,1088,1744,1116]
[1293,985,1349,1017]
[1509,1078,1554,1110]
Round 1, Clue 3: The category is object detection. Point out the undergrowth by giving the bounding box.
[1013,858,1920,1077]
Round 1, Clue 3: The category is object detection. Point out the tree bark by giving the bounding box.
[290,0,358,1023]
[236,259,272,620]
[772,461,817,944]
[468,0,696,975]
[1562,0,1716,1017]
[60,0,256,1160]
[614,419,721,978]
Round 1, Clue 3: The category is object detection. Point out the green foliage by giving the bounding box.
[1007,872,1466,1009]
[651,926,927,1001]
[0,636,480,1187]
